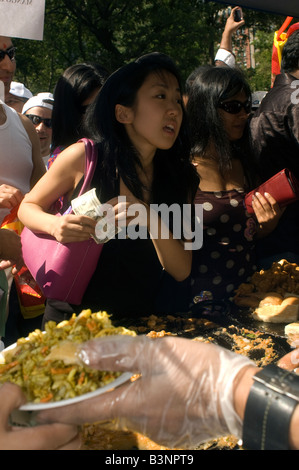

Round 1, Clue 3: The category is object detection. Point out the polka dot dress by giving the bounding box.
[190,188,257,305]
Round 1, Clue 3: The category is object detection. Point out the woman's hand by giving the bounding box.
[0,184,24,210]
[252,192,285,237]
[0,228,23,273]
[50,214,97,244]
[0,383,80,450]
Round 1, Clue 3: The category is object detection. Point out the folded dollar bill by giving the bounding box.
[71,188,119,243]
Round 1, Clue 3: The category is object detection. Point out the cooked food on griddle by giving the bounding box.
[234,259,299,298]
[124,314,287,368]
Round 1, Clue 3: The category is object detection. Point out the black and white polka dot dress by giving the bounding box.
[190,188,257,304]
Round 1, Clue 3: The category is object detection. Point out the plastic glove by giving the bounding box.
[38,335,256,449]
[278,347,299,374]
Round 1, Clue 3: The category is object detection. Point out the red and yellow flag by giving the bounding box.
[272,17,299,83]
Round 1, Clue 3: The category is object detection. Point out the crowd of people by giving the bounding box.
[0,6,298,451]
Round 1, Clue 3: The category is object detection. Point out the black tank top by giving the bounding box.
[71,162,163,321]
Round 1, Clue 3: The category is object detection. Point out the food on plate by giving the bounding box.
[252,304,299,323]
[0,310,135,403]
[284,322,299,344]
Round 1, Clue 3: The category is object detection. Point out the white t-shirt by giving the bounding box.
[0,100,33,222]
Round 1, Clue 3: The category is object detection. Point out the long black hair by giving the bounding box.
[51,62,109,151]
[186,65,259,188]
[84,52,199,205]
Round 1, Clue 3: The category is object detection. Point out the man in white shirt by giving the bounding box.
[0,36,16,102]
[23,93,54,167]
[0,36,45,344]
[6,81,33,113]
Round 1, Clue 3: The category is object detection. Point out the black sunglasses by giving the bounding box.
[26,114,52,129]
[218,99,251,115]
[0,46,16,63]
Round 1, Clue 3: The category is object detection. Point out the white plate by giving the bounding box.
[19,372,133,410]
[0,341,132,410]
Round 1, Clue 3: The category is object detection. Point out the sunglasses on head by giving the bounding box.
[0,46,16,63]
[218,99,251,115]
[26,114,52,128]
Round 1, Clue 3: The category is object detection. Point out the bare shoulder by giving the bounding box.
[18,112,36,136]
[54,141,86,169]
[48,142,87,186]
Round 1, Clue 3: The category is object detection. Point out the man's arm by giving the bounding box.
[214,6,245,67]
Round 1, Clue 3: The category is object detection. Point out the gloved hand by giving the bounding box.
[278,347,299,374]
[38,335,256,449]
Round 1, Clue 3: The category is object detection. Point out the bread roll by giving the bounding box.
[284,322,299,343]
[281,297,299,306]
[234,291,284,309]
[252,304,299,323]
[258,293,283,307]
[285,322,299,338]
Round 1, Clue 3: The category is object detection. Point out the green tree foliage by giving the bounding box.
[244,30,275,91]
[12,1,288,94]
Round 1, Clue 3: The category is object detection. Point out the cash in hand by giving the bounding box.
[71,188,119,243]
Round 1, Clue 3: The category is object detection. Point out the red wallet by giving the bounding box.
[244,168,299,214]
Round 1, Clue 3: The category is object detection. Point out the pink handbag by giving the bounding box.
[21,138,103,305]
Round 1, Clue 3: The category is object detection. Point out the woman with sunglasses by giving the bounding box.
[183,65,283,306]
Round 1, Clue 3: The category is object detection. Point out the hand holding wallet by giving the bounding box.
[244,168,299,214]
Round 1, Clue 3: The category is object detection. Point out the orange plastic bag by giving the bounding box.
[1,206,46,319]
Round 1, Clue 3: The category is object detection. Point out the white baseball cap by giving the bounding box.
[9,81,33,100]
[22,92,54,114]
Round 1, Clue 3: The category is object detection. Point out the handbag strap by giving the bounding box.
[78,138,98,196]
[63,138,98,215]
